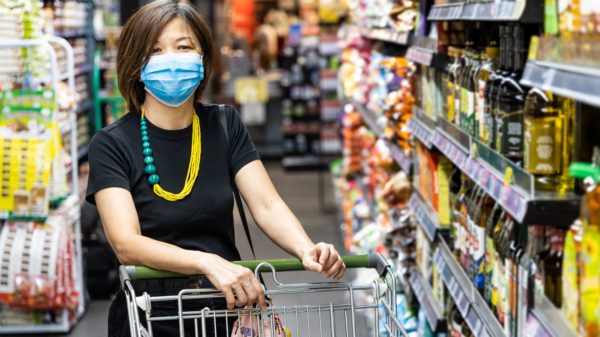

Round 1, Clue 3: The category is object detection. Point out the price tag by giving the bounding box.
[504,167,513,186]
[491,176,503,200]
[466,309,484,336]
[456,290,469,316]
[481,170,491,190]
[528,36,539,61]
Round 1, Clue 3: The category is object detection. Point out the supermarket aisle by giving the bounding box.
[56,162,368,337]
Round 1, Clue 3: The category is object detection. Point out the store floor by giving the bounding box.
[53,161,372,337]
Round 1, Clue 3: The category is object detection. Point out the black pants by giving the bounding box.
[108,277,234,337]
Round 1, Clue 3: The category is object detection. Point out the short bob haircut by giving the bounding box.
[117,0,213,112]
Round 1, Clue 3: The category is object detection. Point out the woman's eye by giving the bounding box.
[152,47,161,53]
[178,45,192,50]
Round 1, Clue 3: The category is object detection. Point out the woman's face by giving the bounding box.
[151,18,202,56]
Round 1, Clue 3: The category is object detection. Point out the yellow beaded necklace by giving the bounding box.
[140,107,201,201]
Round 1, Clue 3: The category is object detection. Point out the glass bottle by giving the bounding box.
[496,25,527,165]
[484,204,502,308]
[452,174,471,259]
[491,26,511,152]
[460,28,475,132]
[523,89,575,191]
[477,27,500,144]
[453,48,465,127]
[473,195,495,295]
[542,228,565,307]
[445,47,461,122]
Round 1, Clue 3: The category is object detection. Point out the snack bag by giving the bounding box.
[231,313,290,337]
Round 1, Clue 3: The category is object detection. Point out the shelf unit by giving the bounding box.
[408,269,446,332]
[427,0,542,23]
[434,240,506,337]
[409,113,579,226]
[360,27,411,45]
[0,36,85,335]
[350,87,579,337]
[352,101,412,174]
[521,61,600,108]
[406,37,450,70]
[529,295,579,337]
[409,191,442,243]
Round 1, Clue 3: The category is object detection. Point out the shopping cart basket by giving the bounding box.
[119,253,408,337]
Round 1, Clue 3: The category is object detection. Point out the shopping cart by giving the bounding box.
[119,253,408,337]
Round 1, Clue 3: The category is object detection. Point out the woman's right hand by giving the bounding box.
[199,253,266,310]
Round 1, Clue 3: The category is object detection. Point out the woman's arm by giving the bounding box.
[95,187,265,309]
[235,161,346,281]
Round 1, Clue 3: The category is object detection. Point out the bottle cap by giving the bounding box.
[569,162,600,183]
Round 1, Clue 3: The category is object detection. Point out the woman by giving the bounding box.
[86,1,346,336]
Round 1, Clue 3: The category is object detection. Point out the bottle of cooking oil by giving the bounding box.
[445,47,461,123]
[524,89,575,191]
[476,27,499,143]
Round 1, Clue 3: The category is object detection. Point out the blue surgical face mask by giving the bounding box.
[140,52,204,107]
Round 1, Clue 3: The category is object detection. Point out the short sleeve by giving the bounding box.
[226,106,260,176]
[85,131,131,205]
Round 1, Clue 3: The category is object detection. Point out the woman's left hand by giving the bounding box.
[301,242,346,281]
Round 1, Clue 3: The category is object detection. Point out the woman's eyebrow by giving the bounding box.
[175,37,192,42]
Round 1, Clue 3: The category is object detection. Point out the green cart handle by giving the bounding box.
[120,254,389,283]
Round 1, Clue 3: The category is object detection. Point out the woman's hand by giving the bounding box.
[199,253,266,310]
[301,242,346,281]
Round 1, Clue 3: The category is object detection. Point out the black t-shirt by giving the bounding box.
[86,103,259,261]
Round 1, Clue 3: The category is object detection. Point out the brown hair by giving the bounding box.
[116,0,213,112]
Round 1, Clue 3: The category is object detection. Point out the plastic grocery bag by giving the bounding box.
[231,313,291,337]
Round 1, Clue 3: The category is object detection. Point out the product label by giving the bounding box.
[484,237,496,304]
[461,88,469,129]
[455,95,462,125]
[472,225,486,265]
[498,109,524,158]
[451,320,464,337]
[581,227,600,333]
[467,91,476,136]
[524,116,560,175]
[477,80,487,140]
[448,94,455,121]
[562,230,579,331]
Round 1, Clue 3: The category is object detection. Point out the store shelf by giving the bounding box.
[408,114,434,149]
[410,115,580,225]
[360,27,411,45]
[409,191,441,243]
[75,64,92,76]
[407,46,434,66]
[352,101,412,173]
[76,98,93,114]
[521,61,600,108]
[282,155,337,171]
[529,295,578,337]
[55,28,89,39]
[408,269,446,332]
[353,100,385,136]
[387,140,412,174]
[434,240,506,337]
[427,0,541,23]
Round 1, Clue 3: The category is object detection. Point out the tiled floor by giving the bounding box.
[39,162,371,337]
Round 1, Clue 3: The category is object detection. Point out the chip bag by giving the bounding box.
[231,313,291,337]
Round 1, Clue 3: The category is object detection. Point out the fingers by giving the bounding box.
[303,246,322,272]
[317,243,331,266]
[222,286,236,310]
[232,283,248,308]
[332,262,347,281]
[252,277,267,309]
